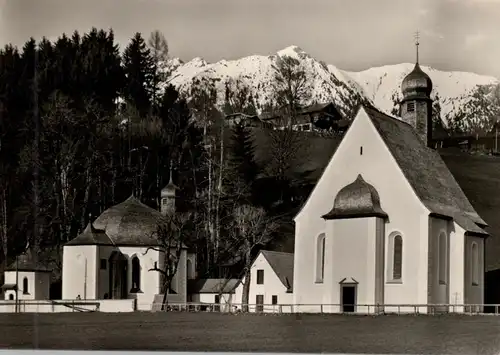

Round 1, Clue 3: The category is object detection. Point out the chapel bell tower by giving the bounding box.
[160,167,178,215]
[400,32,434,148]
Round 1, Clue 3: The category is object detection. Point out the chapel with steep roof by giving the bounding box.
[292,39,488,314]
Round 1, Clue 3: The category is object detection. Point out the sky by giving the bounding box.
[1,0,499,78]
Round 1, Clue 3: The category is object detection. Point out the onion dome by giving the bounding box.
[322,174,388,220]
[401,63,433,99]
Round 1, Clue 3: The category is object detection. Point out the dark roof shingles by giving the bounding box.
[364,105,487,235]
[261,250,294,291]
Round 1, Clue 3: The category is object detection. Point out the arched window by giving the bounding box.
[438,232,447,285]
[131,257,141,292]
[8,294,14,300]
[392,235,403,281]
[471,242,479,286]
[187,259,194,279]
[22,277,29,294]
[316,233,326,283]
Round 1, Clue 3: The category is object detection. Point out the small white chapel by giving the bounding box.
[292,44,488,314]
[61,175,197,311]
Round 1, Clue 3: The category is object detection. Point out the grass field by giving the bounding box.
[2,312,500,353]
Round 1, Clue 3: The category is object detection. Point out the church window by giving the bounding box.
[471,242,479,286]
[22,277,29,294]
[131,257,141,292]
[438,232,447,285]
[316,233,326,283]
[407,102,415,112]
[391,234,403,281]
[257,269,264,284]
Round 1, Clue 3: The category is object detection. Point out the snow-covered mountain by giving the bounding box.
[162,45,499,130]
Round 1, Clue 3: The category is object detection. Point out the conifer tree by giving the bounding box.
[122,32,154,117]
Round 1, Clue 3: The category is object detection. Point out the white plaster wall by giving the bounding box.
[236,253,293,313]
[427,218,451,307]
[325,218,382,314]
[0,299,136,313]
[3,271,41,300]
[190,292,238,311]
[293,108,430,312]
[62,245,97,300]
[448,224,465,313]
[464,235,485,311]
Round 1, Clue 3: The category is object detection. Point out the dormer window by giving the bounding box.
[406,102,415,112]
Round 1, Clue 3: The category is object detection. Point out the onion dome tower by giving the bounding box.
[400,32,434,148]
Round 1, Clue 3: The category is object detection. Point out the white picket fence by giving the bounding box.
[151,302,500,315]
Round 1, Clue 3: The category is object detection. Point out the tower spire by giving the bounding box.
[414,30,420,64]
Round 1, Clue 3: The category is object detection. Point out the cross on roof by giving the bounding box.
[414,31,420,63]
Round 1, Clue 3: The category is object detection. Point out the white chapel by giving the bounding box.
[292,48,488,314]
[62,175,197,311]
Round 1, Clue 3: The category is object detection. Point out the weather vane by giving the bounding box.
[414,31,420,64]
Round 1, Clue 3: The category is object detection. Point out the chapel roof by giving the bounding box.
[260,250,294,292]
[322,174,389,220]
[91,195,168,246]
[65,222,114,246]
[363,105,487,236]
[187,278,240,294]
[5,249,51,273]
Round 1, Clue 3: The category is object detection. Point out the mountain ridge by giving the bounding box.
[162,45,500,131]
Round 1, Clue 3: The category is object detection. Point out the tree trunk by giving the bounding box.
[80,153,95,231]
[0,189,7,271]
[242,267,251,313]
[242,244,252,313]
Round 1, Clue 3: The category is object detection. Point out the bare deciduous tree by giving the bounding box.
[230,205,279,312]
[144,211,195,310]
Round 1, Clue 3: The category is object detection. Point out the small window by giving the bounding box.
[360,146,363,155]
[438,233,447,285]
[100,259,107,270]
[316,233,326,283]
[162,198,167,206]
[272,295,278,305]
[8,294,13,300]
[22,277,29,294]
[471,242,479,286]
[392,235,403,281]
[131,257,141,292]
[256,269,264,284]
[214,295,220,304]
[407,102,415,112]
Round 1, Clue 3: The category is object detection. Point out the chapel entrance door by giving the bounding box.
[341,285,356,313]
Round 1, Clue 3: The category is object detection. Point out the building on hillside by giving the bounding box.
[1,249,51,301]
[260,102,348,134]
[187,278,240,311]
[292,43,488,314]
[234,250,294,313]
[61,175,197,311]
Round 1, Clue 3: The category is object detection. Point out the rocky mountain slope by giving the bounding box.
[162,45,500,131]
